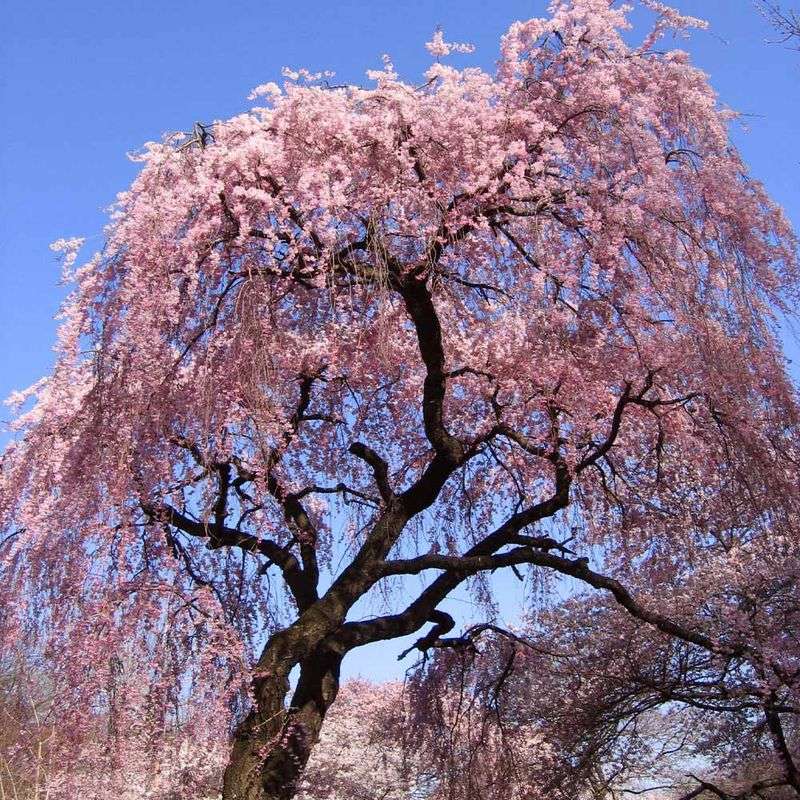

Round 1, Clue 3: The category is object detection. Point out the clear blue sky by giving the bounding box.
[1,0,798,680]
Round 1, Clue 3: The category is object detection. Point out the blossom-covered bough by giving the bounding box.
[2,1,799,798]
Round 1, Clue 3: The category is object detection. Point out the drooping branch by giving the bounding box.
[379,545,727,656]
[348,442,394,503]
[167,376,328,608]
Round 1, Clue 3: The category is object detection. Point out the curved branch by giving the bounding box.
[143,502,317,610]
[396,276,464,464]
[379,545,730,656]
[348,442,394,503]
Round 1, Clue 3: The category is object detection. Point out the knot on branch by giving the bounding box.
[398,609,456,661]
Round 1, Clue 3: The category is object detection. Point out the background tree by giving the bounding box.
[1,1,799,799]
[757,1,800,47]
[0,654,53,800]
[406,587,800,800]
[296,680,434,800]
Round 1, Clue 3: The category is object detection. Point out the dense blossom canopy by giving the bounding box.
[1,1,799,798]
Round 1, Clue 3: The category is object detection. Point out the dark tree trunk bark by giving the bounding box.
[221,669,291,800]
[221,645,344,800]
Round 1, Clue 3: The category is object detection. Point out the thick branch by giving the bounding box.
[765,700,800,792]
[336,477,571,651]
[348,442,394,503]
[396,276,464,463]
[143,502,317,610]
[378,545,729,656]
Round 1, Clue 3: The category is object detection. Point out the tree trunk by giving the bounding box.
[221,646,344,800]
[221,669,291,800]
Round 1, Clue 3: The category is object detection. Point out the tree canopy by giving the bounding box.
[1,1,799,798]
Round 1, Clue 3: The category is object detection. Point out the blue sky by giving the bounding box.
[2,0,798,679]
